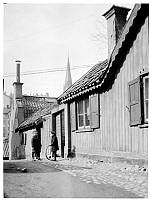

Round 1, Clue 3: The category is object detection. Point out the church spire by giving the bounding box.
[63,55,72,92]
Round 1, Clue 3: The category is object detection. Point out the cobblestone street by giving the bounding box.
[41,157,148,198]
[4,159,140,198]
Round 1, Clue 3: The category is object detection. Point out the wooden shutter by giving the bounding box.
[70,102,76,131]
[128,77,142,126]
[90,93,100,129]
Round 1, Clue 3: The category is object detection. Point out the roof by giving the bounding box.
[15,102,57,132]
[16,95,57,120]
[58,4,148,103]
[15,95,57,132]
[18,95,56,109]
[58,59,108,102]
[99,4,148,89]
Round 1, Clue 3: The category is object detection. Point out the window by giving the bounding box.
[128,73,149,126]
[143,75,149,122]
[70,93,100,131]
[77,98,90,128]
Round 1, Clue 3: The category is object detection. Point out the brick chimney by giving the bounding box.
[13,60,23,99]
[103,5,130,58]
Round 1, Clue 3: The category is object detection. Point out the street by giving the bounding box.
[3,160,140,198]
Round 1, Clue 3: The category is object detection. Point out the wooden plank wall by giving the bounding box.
[56,114,61,156]
[71,17,148,159]
[41,116,51,158]
[101,17,148,157]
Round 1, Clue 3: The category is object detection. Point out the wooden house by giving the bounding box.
[58,4,149,165]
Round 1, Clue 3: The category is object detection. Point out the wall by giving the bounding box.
[24,130,33,159]
[56,113,61,156]
[3,93,11,138]
[101,16,148,160]
[3,93,11,108]
[71,97,103,156]
[70,16,148,162]
[3,110,10,138]
[9,103,18,160]
[41,115,52,159]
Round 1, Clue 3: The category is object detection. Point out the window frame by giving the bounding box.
[128,72,149,127]
[77,97,90,129]
[142,74,149,123]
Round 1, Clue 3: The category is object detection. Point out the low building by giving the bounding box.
[13,56,72,160]
[9,61,57,160]
[58,4,149,165]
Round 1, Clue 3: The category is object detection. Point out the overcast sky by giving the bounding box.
[3,2,134,97]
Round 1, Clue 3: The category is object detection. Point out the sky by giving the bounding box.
[3,2,134,98]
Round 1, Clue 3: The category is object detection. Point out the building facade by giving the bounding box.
[12,4,148,165]
[58,4,149,165]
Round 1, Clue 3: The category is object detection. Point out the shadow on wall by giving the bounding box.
[67,145,76,158]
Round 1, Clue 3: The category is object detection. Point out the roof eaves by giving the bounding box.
[98,4,144,89]
[58,59,108,103]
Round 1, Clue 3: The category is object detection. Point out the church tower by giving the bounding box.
[63,55,72,92]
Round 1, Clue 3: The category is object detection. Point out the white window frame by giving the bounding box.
[77,97,90,129]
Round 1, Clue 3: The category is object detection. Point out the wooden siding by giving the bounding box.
[101,17,148,156]
[41,116,52,158]
[24,129,33,159]
[56,114,61,156]
[71,17,148,159]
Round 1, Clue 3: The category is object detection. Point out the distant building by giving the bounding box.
[14,56,73,159]
[9,61,57,160]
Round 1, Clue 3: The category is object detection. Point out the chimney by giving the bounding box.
[13,60,23,99]
[16,60,21,82]
[103,5,130,58]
